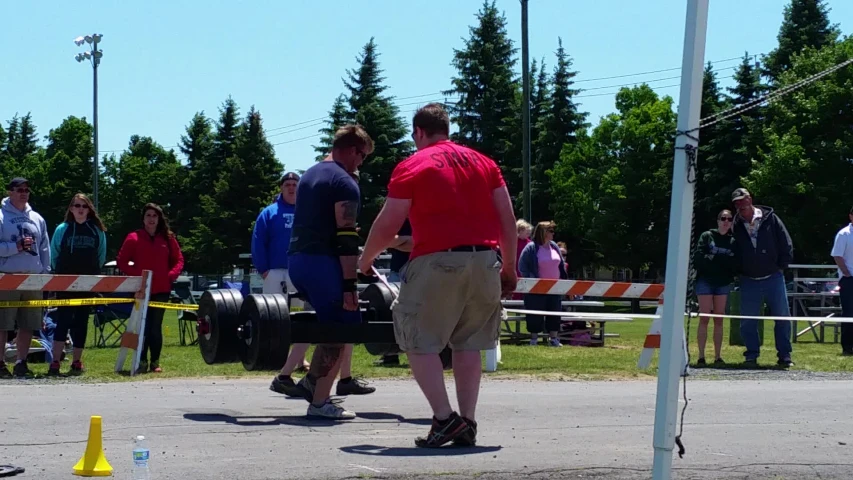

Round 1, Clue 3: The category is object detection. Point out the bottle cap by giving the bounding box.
[136,435,145,441]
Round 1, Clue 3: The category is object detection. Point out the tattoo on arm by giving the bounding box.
[335,200,359,279]
[336,200,358,228]
[308,344,344,378]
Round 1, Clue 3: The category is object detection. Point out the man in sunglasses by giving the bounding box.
[0,177,51,378]
[285,125,377,420]
[730,187,794,368]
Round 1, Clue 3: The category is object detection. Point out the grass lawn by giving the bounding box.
[20,310,853,383]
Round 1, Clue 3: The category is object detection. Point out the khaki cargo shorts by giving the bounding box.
[0,290,44,331]
[391,249,502,354]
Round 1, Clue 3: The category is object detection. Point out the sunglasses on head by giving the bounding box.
[719,216,733,222]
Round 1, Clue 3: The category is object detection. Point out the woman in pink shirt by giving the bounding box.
[518,221,569,346]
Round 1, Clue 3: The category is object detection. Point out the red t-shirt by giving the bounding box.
[387,140,506,260]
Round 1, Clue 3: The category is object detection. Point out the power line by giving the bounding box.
[573,55,749,83]
[98,52,760,153]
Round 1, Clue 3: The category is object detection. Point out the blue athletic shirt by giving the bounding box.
[289,160,361,256]
[250,194,296,272]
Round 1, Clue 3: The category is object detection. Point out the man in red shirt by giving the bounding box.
[359,103,518,448]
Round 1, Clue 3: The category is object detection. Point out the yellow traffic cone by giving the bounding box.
[72,416,113,477]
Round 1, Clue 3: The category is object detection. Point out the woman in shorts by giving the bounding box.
[693,209,737,365]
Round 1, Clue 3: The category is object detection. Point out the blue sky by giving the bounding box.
[1,1,850,174]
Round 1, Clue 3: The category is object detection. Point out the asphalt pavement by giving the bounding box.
[2,376,852,479]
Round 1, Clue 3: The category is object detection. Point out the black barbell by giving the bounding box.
[197,281,401,371]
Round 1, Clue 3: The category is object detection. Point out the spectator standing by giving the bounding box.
[830,206,853,355]
[117,203,184,374]
[254,173,316,396]
[519,221,569,347]
[516,220,532,276]
[0,177,50,378]
[730,188,794,368]
[693,209,737,365]
[48,194,107,376]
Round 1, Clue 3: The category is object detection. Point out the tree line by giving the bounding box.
[1,0,850,277]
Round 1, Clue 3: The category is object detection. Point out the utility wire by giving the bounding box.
[98,53,760,153]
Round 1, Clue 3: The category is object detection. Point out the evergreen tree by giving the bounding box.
[176,112,214,243]
[5,114,39,162]
[187,105,281,271]
[534,38,587,224]
[444,0,520,196]
[342,37,413,232]
[184,97,244,272]
[223,106,283,258]
[694,63,732,227]
[762,0,840,83]
[313,94,352,161]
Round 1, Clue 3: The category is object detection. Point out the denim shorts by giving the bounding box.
[695,278,732,296]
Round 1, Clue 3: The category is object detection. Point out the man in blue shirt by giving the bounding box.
[284,124,377,420]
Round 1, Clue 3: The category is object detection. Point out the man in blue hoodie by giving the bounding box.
[0,177,51,379]
[731,187,794,368]
[252,172,312,394]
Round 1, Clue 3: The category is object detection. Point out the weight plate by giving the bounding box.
[265,293,292,370]
[197,289,243,364]
[361,281,401,356]
[237,294,267,371]
[258,294,282,370]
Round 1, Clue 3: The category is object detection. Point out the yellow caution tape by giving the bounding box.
[146,301,199,311]
[0,298,136,308]
[0,298,201,310]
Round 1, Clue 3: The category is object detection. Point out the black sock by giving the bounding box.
[339,376,352,383]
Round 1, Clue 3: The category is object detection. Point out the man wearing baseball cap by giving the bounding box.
[0,177,51,378]
[730,187,794,368]
[252,172,310,379]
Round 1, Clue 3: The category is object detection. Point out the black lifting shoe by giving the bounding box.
[269,374,306,398]
[336,376,376,396]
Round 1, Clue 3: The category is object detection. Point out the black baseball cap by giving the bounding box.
[280,172,300,185]
[731,187,751,202]
[7,177,29,190]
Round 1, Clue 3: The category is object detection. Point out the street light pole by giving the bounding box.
[520,0,531,222]
[74,34,103,210]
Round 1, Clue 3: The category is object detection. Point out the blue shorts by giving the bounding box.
[695,278,732,296]
[287,253,362,324]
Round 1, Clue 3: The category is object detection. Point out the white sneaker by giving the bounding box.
[307,400,356,420]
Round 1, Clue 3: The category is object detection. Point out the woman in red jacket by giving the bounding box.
[117,203,184,373]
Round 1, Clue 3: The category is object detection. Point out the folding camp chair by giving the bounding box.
[92,292,133,348]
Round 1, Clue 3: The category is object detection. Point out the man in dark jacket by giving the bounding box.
[731,188,794,368]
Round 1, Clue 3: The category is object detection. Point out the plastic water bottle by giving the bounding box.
[131,435,151,480]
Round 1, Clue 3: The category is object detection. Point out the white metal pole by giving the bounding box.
[651,1,709,479]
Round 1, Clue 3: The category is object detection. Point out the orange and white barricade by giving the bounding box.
[636,299,688,375]
[0,270,152,376]
[487,279,664,372]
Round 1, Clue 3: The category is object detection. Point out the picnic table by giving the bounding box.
[500,299,633,346]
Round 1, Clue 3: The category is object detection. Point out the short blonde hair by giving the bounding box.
[516,219,533,234]
[332,124,374,155]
